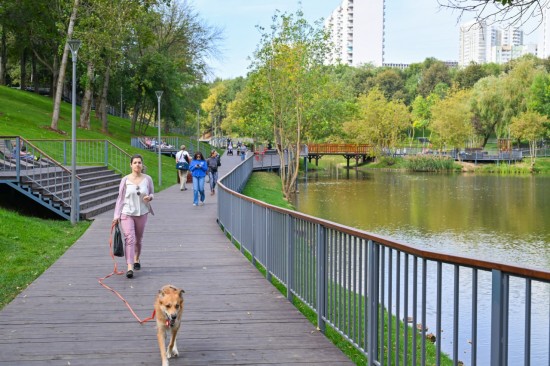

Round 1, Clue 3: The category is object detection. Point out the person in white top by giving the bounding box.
[113,154,155,278]
[175,145,190,191]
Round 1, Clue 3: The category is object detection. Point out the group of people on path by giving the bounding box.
[175,145,220,204]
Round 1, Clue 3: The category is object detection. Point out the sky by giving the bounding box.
[192,0,540,80]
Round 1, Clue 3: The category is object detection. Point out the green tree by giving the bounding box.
[509,111,549,167]
[418,61,451,97]
[411,93,439,143]
[500,57,546,138]
[343,88,410,153]
[430,89,473,153]
[454,63,488,89]
[246,10,335,200]
[470,75,506,147]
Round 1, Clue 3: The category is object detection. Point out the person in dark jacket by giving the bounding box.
[206,150,220,195]
[189,151,208,206]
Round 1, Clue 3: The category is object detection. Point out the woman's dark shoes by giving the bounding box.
[126,270,134,278]
[134,262,141,270]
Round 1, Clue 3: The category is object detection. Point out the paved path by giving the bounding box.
[0,153,352,365]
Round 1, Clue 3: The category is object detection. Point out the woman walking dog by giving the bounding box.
[113,154,155,278]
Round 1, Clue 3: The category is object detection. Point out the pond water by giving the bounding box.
[291,164,550,365]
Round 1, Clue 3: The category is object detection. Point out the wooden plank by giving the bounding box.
[0,151,353,365]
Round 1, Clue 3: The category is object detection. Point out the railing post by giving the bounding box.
[491,269,508,366]
[286,214,294,302]
[251,203,256,266]
[367,239,378,365]
[316,223,326,333]
[15,137,21,179]
[104,140,109,167]
[63,140,68,165]
[74,179,80,221]
[265,206,271,282]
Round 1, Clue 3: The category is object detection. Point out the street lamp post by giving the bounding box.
[155,91,163,186]
[197,108,200,153]
[68,39,81,225]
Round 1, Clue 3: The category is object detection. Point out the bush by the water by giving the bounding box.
[405,155,457,171]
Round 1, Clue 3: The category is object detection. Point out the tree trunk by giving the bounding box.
[32,53,40,95]
[50,55,59,100]
[51,0,80,131]
[0,27,6,85]
[99,60,111,133]
[132,97,141,134]
[79,62,94,129]
[20,48,27,91]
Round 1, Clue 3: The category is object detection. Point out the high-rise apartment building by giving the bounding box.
[459,20,487,66]
[460,20,535,66]
[538,7,550,59]
[324,0,385,67]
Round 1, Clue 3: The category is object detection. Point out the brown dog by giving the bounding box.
[154,285,185,366]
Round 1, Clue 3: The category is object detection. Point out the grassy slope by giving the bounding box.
[0,86,179,308]
[0,85,181,189]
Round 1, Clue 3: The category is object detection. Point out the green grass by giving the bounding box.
[0,209,90,309]
[0,85,186,191]
[241,171,294,209]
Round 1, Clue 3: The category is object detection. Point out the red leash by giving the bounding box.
[98,222,156,324]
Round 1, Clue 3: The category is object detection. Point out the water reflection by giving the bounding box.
[296,167,550,270]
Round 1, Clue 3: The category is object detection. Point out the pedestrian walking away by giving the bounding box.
[175,145,190,191]
[112,154,155,278]
[207,150,220,195]
[240,144,247,161]
[189,151,208,206]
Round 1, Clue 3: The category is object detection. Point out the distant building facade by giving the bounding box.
[459,20,488,66]
[383,61,458,70]
[538,7,550,59]
[459,20,536,67]
[325,0,385,67]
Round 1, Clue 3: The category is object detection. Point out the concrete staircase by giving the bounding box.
[18,166,121,220]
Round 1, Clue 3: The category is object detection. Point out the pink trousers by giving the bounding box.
[120,213,148,265]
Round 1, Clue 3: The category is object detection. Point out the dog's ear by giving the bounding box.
[179,289,185,298]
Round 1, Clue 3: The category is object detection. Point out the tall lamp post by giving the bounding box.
[196,108,200,153]
[68,39,81,225]
[155,91,163,186]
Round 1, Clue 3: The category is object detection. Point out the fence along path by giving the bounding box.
[0,151,352,365]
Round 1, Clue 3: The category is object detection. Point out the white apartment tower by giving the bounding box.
[539,7,550,59]
[325,0,385,67]
[460,20,535,66]
[488,27,524,63]
[459,20,487,66]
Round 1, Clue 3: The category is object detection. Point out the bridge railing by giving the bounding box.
[217,157,550,366]
[307,143,374,154]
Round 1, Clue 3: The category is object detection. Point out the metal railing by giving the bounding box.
[0,136,80,219]
[217,155,550,366]
[1,137,132,220]
[28,139,132,176]
[130,136,212,157]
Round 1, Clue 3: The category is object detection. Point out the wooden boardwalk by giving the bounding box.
[0,152,352,365]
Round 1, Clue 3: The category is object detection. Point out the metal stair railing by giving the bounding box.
[0,136,81,220]
[29,139,133,176]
